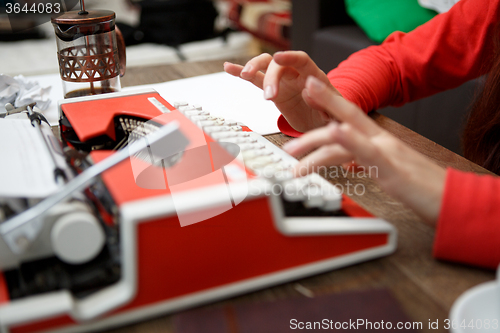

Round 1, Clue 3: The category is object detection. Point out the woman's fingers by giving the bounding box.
[283,122,339,157]
[224,61,265,90]
[223,62,243,77]
[273,51,328,82]
[283,120,393,178]
[302,87,328,112]
[262,60,300,100]
[305,76,381,137]
[224,53,274,90]
[293,144,354,177]
[240,53,273,78]
[263,51,329,101]
[262,60,286,100]
[283,122,353,176]
[332,123,395,180]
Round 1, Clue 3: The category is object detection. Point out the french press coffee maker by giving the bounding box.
[51,0,126,98]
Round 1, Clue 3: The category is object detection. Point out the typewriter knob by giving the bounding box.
[51,211,105,265]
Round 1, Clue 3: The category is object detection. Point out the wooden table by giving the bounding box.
[111,58,496,333]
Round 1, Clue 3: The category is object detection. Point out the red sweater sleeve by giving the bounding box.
[278,0,500,133]
[328,0,500,113]
[434,168,500,269]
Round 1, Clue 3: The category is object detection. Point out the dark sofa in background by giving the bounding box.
[291,0,481,155]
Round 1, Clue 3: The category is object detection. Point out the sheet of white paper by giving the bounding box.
[0,119,60,198]
[124,72,281,135]
[24,73,64,126]
[28,71,282,135]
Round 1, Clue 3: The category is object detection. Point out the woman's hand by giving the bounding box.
[283,76,447,224]
[224,51,341,132]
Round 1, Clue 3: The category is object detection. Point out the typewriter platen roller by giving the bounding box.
[0,89,396,333]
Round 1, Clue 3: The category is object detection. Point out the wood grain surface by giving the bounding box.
[107,58,496,333]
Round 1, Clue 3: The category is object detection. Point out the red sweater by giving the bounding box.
[280,0,500,269]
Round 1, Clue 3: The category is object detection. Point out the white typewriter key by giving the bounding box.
[260,149,274,155]
[225,136,252,143]
[211,131,238,140]
[185,110,209,116]
[217,125,232,131]
[254,165,280,178]
[193,104,203,110]
[242,149,273,160]
[321,192,342,211]
[238,143,256,151]
[303,184,325,208]
[257,165,293,181]
[273,168,294,182]
[269,155,282,163]
[190,115,209,121]
[245,159,271,170]
[225,119,237,126]
[198,120,217,127]
[204,127,225,134]
[178,105,195,112]
[243,137,258,143]
[319,186,342,211]
[174,101,188,108]
[189,111,209,116]
[249,155,274,165]
[239,143,265,151]
[220,137,249,144]
[242,151,259,160]
[283,180,308,202]
[205,126,231,133]
[219,136,257,144]
[230,125,243,131]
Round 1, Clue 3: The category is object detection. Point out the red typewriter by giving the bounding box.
[0,89,396,333]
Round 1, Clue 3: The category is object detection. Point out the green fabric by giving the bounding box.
[345,0,437,43]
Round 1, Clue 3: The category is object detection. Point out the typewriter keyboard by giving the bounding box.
[174,102,342,212]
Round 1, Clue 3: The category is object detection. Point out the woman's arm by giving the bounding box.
[285,76,500,269]
[434,169,500,269]
[329,0,500,113]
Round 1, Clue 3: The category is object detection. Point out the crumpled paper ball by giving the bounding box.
[0,74,51,112]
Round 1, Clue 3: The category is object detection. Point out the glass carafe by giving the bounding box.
[52,9,126,98]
